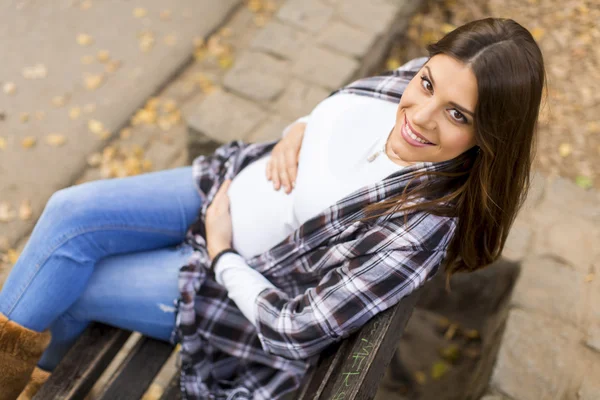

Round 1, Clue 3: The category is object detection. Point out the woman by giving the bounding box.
[0,17,545,400]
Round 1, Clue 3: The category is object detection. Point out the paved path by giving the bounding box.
[0,0,239,249]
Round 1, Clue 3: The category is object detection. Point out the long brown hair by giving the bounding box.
[358,18,547,282]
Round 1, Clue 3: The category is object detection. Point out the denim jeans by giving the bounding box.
[0,166,202,371]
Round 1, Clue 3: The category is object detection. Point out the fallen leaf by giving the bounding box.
[97,130,112,140]
[218,55,234,69]
[439,345,461,364]
[584,273,595,283]
[142,159,152,171]
[97,50,110,63]
[161,99,177,113]
[219,27,233,38]
[463,329,480,340]
[34,111,45,120]
[80,0,92,10]
[531,27,545,41]
[21,137,37,148]
[558,143,572,157]
[88,119,104,134]
[87,152,102,167]
[444,323,459,340]
[0,137,6,150]
[441,23,455,34]
[20,113,30,123]
[157,116,172,131]
[46,134,67,147]
[414,371,427,385]
[133,7,148,18]
[52,95,69,107]
[105,60,122,73]
[119,128,132,139]
[431,361,450,380]
[84,73,104,90]
[575,175,593,190]
[253,14,267,27]
[7,249,20,264]
[3,82,17,95]
[193,37,205,48]
[76,33,94,46]
[386,58,401,70]
[138,31,155,52]
[18,199,33,220]
[247,0,262,12]
[69,107,81,120]
[0,202,16,222]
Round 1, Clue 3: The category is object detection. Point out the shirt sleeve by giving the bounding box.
[214,252,277,327]
[252,246,447,360]
[281,115,310,138]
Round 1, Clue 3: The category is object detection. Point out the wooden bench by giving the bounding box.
[34,288,420,399]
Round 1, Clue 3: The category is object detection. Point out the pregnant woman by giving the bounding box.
[0,17,545,400]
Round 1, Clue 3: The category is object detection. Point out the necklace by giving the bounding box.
[367,128,393,162]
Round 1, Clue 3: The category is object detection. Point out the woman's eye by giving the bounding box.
[420,75,432,92]
[450,109,467,123]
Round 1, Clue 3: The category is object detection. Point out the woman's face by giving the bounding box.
[387,54,478,166]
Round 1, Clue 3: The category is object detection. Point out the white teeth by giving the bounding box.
[405,123,431,144]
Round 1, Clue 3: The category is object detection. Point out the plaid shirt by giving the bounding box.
[171,56,459,399]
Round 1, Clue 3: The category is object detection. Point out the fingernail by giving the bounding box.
[292,182,296,188]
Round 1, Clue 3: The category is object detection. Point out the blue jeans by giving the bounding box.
[0,166,202,371]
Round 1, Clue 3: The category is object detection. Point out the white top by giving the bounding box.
[215,93,404,326]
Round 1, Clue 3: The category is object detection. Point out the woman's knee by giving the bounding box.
[44,183,100,224]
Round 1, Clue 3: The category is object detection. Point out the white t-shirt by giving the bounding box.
[215,93,404,326]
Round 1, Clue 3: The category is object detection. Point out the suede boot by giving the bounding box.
[17,366,52,400]
[0,313,52,400]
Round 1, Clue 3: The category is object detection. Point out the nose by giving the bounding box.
[411,100,437,132]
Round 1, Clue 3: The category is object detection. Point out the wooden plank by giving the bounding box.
[34,323,131,400]
[95,336,175,400]
[160,371,182,400]
[297,290,420,400]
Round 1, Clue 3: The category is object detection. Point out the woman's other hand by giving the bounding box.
[206,179,233,260]
[266,122,306,194]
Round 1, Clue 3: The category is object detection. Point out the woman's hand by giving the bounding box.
[266,122,306,194]
[205,179,233,261]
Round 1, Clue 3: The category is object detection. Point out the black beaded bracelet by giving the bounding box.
[210,248,240,271]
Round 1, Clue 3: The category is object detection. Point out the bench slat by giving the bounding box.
[34,323,131,400]
[160,371,182,400]
[95,336,175,400]
[297,290,420,400]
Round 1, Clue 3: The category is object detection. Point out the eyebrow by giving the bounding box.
[425,66,475,117]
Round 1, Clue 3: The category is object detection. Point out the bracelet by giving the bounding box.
[210,248,239,271]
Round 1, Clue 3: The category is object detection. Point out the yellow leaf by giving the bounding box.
[81,55,95,65]
[0,137,6,150]
[84,73,104,90]
[584,273,595,283]
[102,146,117,161]
[253,14,267,27]
[138,31,155,52]
[439,344,460,363]
[69,107,81,120]
[105,60,121,73]
[558,143,572,158]
[531,27,545,41]
[441,23,455,34]
[133,7,148,18]
[161,99,177,113]
[218,55,234,69]
[431,361,450,379]
[87,152,102,167]
[414,371,427,385]
[145,97,160,110]
[34,111,45,120]
[18,199,32,220]
[76,33,94,46]
[159,9,172,20]
[464,329,480,340]
[88,119,105,134]
[386,58,401,70]
[247,0,262,12]
[142,159,153,171]
[0,202,16,222]
[97,130,112,140]
[52,95,69,107]
[21,137,37,148]
[7,248,20,264]
[97,50,110,63]
[3,82,17,95]
[46,134,67,147]
[219,27,233,38]
[444,323,459,340]
[157,116,172,131]
[20,113,30,123]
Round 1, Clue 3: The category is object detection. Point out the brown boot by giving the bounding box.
[17,366,51,400]
[0,313,52,400]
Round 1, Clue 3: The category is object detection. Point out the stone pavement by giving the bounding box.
[1,1,599,399]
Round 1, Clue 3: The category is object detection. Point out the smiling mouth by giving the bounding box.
[404,115,435,145]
